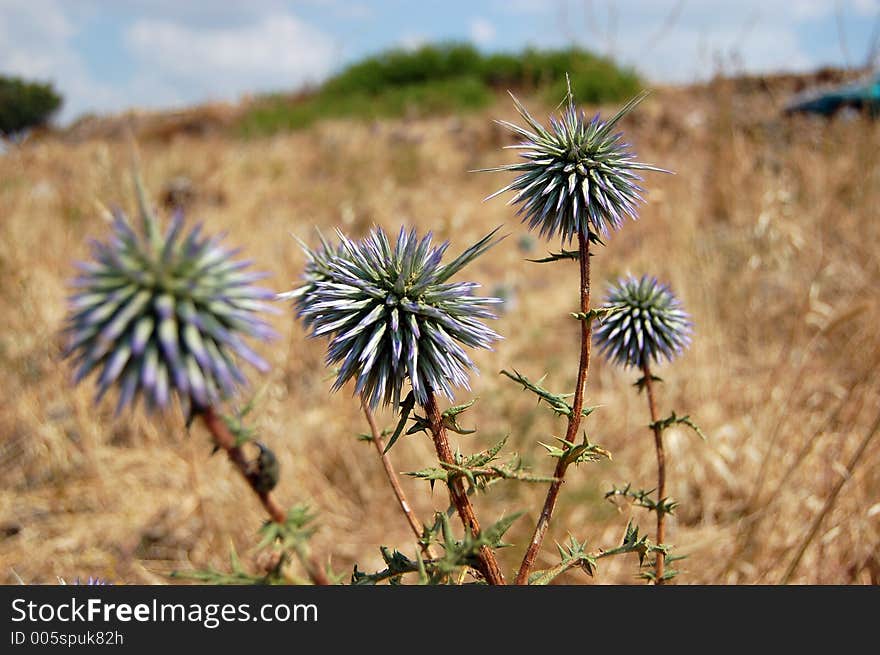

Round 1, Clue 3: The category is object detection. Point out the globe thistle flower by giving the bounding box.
[288,227,503,409]
[64,184,276,414]
[52,575,112,585]
[481,89,667,243]
[593,275,692,369]
[282,231,347,334]
[72,577,111,585]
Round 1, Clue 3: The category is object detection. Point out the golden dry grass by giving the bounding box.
[1,78,878,585]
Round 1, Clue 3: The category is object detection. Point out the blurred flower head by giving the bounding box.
[64,181,276,414]
[53,576,111,585]
[286,227,503,409]
[73,577,111,585]
[482,88,667,243]
[593,274,692,369]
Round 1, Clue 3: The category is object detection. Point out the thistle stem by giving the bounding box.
[642,362,667,584]
[361,401,435,559]
[424,390,506,585]
[515,229,591,585]
[199,406,330,586]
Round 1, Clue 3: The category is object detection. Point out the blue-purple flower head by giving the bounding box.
[64,182,276,414]
[286,227,503,409]
[71,577,111,585]
[593,275,692,370]
[481,88,668,244]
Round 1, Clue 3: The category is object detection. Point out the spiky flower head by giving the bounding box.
[481,87,667,243]
[288,231,348,334]
[72,577,111,585]
[593,275,692,370]
[64,180,276,414]
[286,227,503,409]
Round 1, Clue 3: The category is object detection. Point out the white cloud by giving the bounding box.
[125,14,336,100]
[852,0,879,14]
[0,3,337,124]
[469,17,496,45]
[533,0,870,82]
[0,0,73,79]
[490,0,545,14]
[302,0,374,20]
[0,0,123,122]
[398,33,428,51]
[625,22,814,83]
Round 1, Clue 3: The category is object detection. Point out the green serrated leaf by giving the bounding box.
[539,432,612,467]
[408,439,555,491]
[481,511,523,549]
[501,369,597,418]
[404,466,449,483]
[650,411,707,441]
[605,483,677,515]
[526,249,580,264]
[633,374,663,392]
[443,398,477,418]
[384,390,416,453]
[570,305,624,324]
[464,435,507,467]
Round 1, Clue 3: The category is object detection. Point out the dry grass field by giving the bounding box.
[1,76,878,585]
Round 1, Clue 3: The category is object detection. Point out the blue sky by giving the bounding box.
[1,0,878,123]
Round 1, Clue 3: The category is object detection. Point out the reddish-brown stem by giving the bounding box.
[642,363,667,584]
[424,390,506,585]
[515,230,591,585]
[361,401,435,559]
[200,406,331,585]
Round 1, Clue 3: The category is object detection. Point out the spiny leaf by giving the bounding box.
[598,520,651,564]
[639,567,679,583]
[444,397,478,418]
[405,398,478,436]
[462,435,507,467]
[257,505,317,552]
[501,369,596,418]
[529,535,597,584]
[482,512,523,549]
[633,374,663,392]
[650,411,707,441]
[605,483,678,516]
[526,249,580,263]
[405,465,449,485]
[352,547,421,585]
[172,543,285,585]
[406,439,555,489]
[530,522,660,584]
[539,432,612,467]
[570,305,624,324]
[383,390,416,453]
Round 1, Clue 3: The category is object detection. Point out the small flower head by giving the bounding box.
[482,87,667,243]
[287,231,348,334]
[73,577,111,585]
[593,275,692,369]
[64,181,276,414]
[288,227,503,409]
[53,576,111,585]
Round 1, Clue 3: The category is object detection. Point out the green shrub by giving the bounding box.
[323,43,484,94]
[0,76,62,136]
[544,61,641,105]
[237,43,641,136]
[239,76,492,137]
